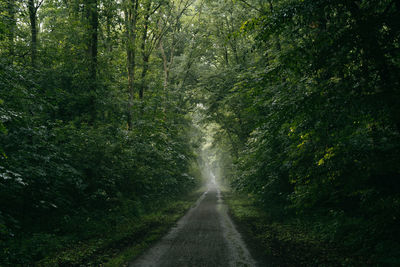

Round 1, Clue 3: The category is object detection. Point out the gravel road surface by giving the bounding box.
[129,180,257,267]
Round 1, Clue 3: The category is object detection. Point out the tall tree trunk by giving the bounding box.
[28,0,37,67]
[86,0,99,123]
[125,0,139,130]
[139,1,151,100]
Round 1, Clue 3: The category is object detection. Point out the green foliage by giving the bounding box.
[1,0,399,264]
[225,192,364,266]
[0,99,7,158]
[195,0,400,264]
[36,192,199,266]
[0,0,200,265]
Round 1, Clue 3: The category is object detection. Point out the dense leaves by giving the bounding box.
[194,0,400,264]
[0,0,199,265]
[1,0,400,264]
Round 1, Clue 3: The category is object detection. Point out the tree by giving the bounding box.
[27,0,43,67]
[124,0,140,130]
[86,0,99,123]
[1,0,199,264]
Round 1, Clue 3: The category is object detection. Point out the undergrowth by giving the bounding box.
[4,190,201,267]
[224,192,375,267]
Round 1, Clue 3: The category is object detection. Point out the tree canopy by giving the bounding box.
[1,0,399,265]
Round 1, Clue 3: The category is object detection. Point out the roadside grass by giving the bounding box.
[223,192,362,267]
[37,190,202,266]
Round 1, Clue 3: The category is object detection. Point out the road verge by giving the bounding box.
[223,192,358,266]
[37,190,202,266]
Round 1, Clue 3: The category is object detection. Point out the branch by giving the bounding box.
[35,0,44,12]
[150,2,162,15]
[237,0,263,13]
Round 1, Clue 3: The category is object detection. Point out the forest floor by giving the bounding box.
[129,179,257,267]
[36,190,202,266]
[224,193,362,266]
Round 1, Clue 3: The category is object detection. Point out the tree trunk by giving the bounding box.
[139,1,151,99]
[125,0,139,130]
[28,0,37,67]
[86,0,99,123]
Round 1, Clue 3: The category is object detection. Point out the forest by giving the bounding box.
[1,0,399,266]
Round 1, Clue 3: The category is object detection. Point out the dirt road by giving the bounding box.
[129,180,257,267]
